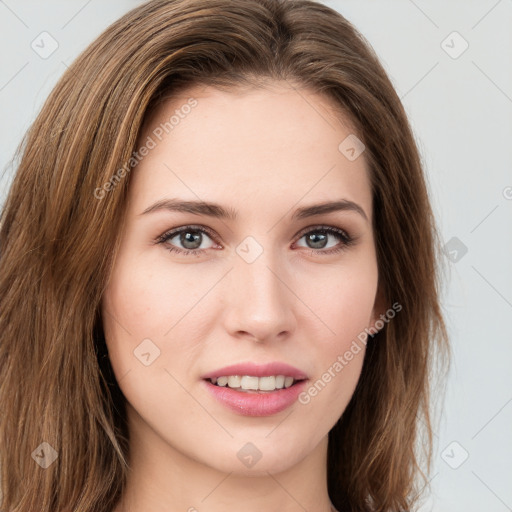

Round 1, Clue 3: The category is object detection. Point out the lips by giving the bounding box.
[200,361,309,416]
[200,361,308,380]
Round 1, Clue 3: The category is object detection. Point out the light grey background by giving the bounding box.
[1,1,511,511]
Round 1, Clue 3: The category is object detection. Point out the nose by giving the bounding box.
[221,247,297,344]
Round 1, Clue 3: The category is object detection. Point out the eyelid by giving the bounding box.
[157,223,351,243]
[155,223,356,255]
[155,224,219,245]
[293,224,351,242]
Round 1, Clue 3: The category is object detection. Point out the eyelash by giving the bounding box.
[155,224,356,257]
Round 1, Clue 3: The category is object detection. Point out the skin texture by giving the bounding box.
[103,81,385,512]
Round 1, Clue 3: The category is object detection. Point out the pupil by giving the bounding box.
[178,230,328,250]
[307,232,327,249]
[181,231,201,249]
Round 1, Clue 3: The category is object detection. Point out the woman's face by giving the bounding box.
[102,81,383,476]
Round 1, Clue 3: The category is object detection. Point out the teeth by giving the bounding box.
[217,376,228,386]
[241,375,259,390]
[227,375,241,388]
[258,376,276,391]
[209,375,299,391]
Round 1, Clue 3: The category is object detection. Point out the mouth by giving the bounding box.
[200,362,309,415]
[204,375,307,393]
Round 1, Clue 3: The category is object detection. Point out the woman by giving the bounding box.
[0,1,449,511]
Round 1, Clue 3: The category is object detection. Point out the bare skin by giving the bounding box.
[104,80,384,512]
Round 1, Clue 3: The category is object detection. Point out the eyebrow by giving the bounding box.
[140,198,368,222]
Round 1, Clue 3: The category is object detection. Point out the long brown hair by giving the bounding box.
[0,1,449,510]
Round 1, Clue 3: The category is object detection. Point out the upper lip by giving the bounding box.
[201,362,308,380]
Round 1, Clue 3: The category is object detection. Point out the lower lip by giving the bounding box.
[202,379,308,417]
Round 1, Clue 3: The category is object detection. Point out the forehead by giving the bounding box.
[129,82,372,221]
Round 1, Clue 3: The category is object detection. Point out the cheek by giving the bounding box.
[101,252,214,387]
[293,258,377,411]
[297,256,378,347]
[103,255,192,339]
[101,259,168,377]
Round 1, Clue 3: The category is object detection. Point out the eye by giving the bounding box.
[155,225,219,256]
[155,224,355,257]
[294,225,355,255]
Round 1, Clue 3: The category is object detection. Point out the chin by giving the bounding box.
[202,436,313,476]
